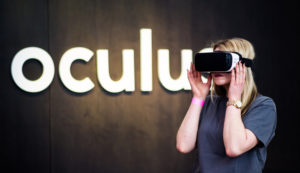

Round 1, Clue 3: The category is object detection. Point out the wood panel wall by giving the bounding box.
[1,0,299,172]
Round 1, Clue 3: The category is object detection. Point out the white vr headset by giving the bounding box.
[194,51,253,72]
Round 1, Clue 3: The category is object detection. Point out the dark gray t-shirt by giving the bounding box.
[192,95,277,173]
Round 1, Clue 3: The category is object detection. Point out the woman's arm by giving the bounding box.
[223,62,258,157]
[176,98,203,153]
[176,64,211,154]
[223,106,258,157]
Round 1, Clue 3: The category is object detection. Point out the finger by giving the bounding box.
[231,68,236,84]
[239,62,244,84]
[187,69,195,85]
[188,68,198,85]
[192,64,196,78]
[196,71,200,80]
[236,62,241,84]
[198,72,204,83]
[242,63,246,83]
[193,65,201,80]
[206,74,212,87]
[187,69,192,82]
[233,67,238,84]
[195,69,199,78]
[188,64,192,79]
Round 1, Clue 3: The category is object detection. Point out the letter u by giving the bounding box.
[97,49,135,93]
[158,49,192,91]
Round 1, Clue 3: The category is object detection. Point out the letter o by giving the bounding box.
[11,47,55,93]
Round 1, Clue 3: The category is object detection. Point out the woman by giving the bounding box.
[176,38,277,173]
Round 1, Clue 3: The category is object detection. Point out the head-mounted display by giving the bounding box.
[194,51,253,72]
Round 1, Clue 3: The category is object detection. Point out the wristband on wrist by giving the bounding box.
[192,97,205,106]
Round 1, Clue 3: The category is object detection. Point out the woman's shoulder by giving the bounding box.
[252,94,276,108]
[247,94,277,114]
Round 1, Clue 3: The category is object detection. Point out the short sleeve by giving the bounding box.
[242,96,277,147]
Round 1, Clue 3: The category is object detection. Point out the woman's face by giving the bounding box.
[211,47,232,87]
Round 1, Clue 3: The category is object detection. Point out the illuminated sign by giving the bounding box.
[97,49,135,93]
[59,47,95,93]
[11,28,203,93]
[158,49,191,91]
[11,47,55,93]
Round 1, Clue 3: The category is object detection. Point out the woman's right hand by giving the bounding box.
[187,63,212,100]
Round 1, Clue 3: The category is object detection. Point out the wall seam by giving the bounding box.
[47,0,52,172]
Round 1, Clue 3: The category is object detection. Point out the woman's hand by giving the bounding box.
[187,63,211,100]
[227,62,246,101]
[224,62,259,157]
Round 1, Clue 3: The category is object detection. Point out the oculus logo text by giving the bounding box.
[11,29,207,93]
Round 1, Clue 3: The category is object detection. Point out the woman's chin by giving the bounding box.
[214,80,228,86]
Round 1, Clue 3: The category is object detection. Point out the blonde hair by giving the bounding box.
[210,38,258,116]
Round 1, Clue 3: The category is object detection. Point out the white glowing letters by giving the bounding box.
[158,49,192,91]
[97,49,135,92]
[11,29,192,93]
[11,47,55,92]
[59,47,95,93]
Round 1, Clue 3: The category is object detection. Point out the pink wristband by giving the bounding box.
[192,97,205,106]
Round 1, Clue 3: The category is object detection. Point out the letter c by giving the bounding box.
[59,47,95,93]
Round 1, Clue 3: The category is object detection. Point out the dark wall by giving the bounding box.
[0,0,299,172]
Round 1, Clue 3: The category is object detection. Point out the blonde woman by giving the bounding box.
[176,38,277,173]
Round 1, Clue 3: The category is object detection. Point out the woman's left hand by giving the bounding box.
[227,62,246,101]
